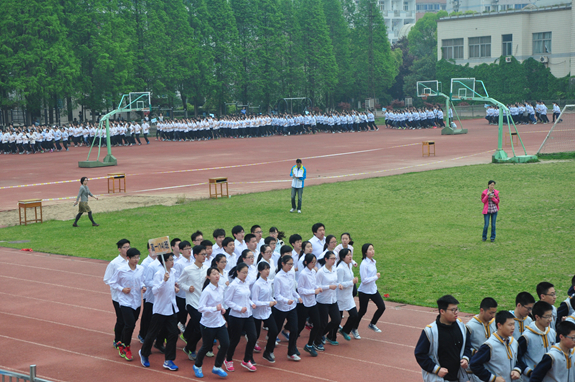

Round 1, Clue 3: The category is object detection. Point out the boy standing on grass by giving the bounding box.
[139,253,180,371]
[414,295,472,382]
[517,301,556,379]
[529,321,575,382]
[511,292,536,340]
[536,282,557,330]
[103,239,130,350]
[470,310,522,382]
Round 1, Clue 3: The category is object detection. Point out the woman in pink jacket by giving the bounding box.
[481,180,499,242]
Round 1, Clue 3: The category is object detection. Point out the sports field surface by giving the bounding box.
[1,119,572,381]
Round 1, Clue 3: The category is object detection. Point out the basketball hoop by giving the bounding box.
[422,95,428,101]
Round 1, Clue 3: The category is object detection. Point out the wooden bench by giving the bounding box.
[19,199,43,226]
[108,173,126,193]
[209,177,229,199]
[422,141,435,157]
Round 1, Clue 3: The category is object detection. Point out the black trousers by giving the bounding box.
[296,303,321,346]
[355,291,386,328]
[340,307,359,335]
[176,296,187,326]
[272,307,298,356]
[183,305,202,353]
[141,312,179,361]
[226,315,257,362]
[139,300,153,339]
[112,300,125,343]
[317,302,341,342]
[196,325,229,368]
[254,314,279,354]
[120,305,141,346]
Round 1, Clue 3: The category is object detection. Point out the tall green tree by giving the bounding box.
[278,0,304,100]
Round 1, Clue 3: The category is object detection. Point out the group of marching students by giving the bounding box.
[0,121,152,155]
[415,280,575,382]
[154,110,379,141]
[103,223,387,378]
[383,106,452,130]
[485,101,563,126]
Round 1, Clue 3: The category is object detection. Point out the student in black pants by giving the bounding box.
[139,253,180,371]
[252,261,279,363]
[315,251,342,347]
[296,253,322,356]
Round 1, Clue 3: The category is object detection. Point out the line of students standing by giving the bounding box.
[103,222,388,378]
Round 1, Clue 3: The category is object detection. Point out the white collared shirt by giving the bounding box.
[309,235,325,257]
[273,269,300,312]
[103,254,128,302]
[358,257,379,295]
[174,255,194,299]
[315,265,339,304]
[233,239,247,259]
[224,251,238,272]
[198,283,226,328]
[225,278,254,318]
[152,268,179,315]
[336,262,356,311]
[143,259,163,303]
[178,261,208,309]
[108,264,145,310]
[251,277,274,320]
[298,267,318,307]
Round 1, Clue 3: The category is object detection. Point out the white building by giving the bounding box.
[416,0,447,20]
[446,0,564,13]
[437,2,575,77]
[376,0,417,44]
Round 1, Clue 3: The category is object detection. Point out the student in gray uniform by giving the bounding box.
[517,301,556,379]
[529,320,575,382]
[73,177,99,227]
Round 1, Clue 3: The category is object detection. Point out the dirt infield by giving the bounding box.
[0,120,549,227]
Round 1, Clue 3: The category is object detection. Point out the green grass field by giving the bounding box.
[1,161,574,312]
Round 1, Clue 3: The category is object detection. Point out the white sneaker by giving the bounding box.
[177,322,185,333]
[297,210,301,213]
[290,208,295,212]
[287,354,301,361]
[368,324,382,333]
[351,329,361,339]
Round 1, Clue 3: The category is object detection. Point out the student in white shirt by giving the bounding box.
[296,253,322,357]
[103,239,130,348]
[335,248,359,342]
[192,267,229,378]
[174,241,193,333]
[315,251,342,348]
[211,229,226,257]
[232,225,247,260]
[309,223,326,257]
[252,261,279,364]
[222,237,237,272]
[179,245,208,360]
[296,241,314,283]
[269,226,285,256]
[108,248,146,361]
[256,244,276,282]
[273,255,302,361]
[138,243,157,342]
[139,253,180,371]
[353,243,386,335]
[318,235,337,265]
[224,262,258,372]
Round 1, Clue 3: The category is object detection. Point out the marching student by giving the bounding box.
[222,237,237,272]
[296,253,322,357]
[289,234,303,273]
[336,248,359,342]
[318,235,337,265]
[354,243,386,335]
[212,229,226,256]
[192,267,229,379]
[200,239,213,264]
[174,241,193,334]
[103,239,130,349]
[108,248,146,361]
[334,232,357,268]
[138,243,157,342]
[179,245,208,361]
[536,282,557,329]
[511,292,536,340]
[296,240,314,283]
[529,321,575,382]
[517,301,556,379]
[232,225,247,260]
[256,244,276,282]
[273,255,302,361]
[224,262,258,372]
[309,223,326,257]
[252,261,279,363]
[557,295,575,330]
[470,310,521,382]
[139,252,180,371]
[466,298,498,356]
[415,295,472,382]
[170,238,181,261]
[315,251,342,347]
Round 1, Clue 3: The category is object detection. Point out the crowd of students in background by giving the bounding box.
[415,280,575,382]
[485,101,563,126]
[383,106,452,130]
[103,223,387,378]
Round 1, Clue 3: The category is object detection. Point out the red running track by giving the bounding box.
[0,246,479,382]
[0,120,550,212]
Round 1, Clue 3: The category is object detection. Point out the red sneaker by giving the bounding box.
[118,343,126,358]
[124,345,133,361]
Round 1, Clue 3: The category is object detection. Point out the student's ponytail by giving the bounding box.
[256,261,270,280]
[229,262,248,280]
[361,243,373,260]
[202,267,219,290]
[337,248,350,267]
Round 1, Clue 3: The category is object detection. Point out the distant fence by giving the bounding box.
[0,366,53,382]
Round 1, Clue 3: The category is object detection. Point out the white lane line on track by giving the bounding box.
[0,292,112,314]
[0,261,102,278]
[0,275,109,295]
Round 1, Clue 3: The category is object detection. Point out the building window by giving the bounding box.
[469,36,491,58]
[533,32,551,54]
[484,5,490,11]
[442,38,464,60]
[502,34,512,56]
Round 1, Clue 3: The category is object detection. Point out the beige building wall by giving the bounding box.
[437,4,574,78]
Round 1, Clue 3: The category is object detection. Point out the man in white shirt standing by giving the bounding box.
[309,223,326,257]
[232,225,247,260]
[289,159,306,213]
[103,239,130,349]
